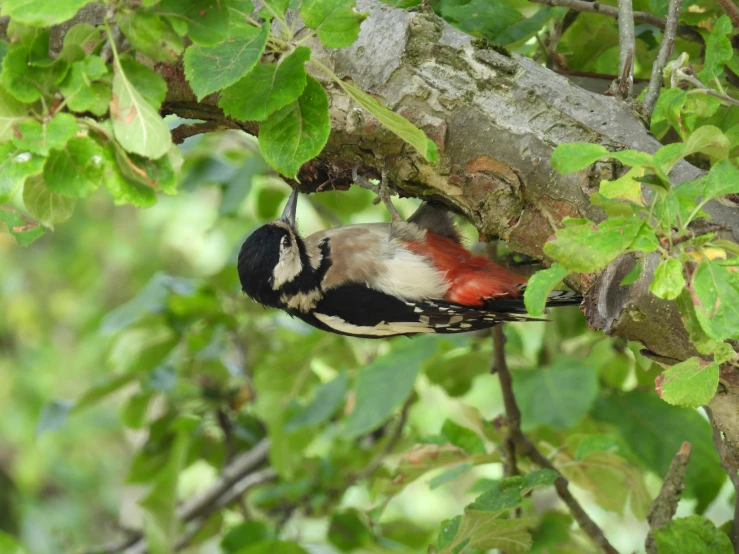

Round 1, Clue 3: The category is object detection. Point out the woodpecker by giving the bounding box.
[237,189,581,338]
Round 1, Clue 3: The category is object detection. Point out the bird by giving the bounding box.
[237,188,581,338]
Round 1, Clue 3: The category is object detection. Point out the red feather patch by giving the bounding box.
[405,232,527,306]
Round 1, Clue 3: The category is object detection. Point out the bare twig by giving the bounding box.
[492,327,520,480]
[528,0,701,43]
[616,0,635,97]
[644,442,691,554]
[643,0,681,117]
[706,407,739,552]
[171,121,235,144]
[675,71,739,108]
[493,326,619,554]
[717,0,739,27]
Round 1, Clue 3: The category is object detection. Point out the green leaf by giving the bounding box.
[659,357,719,408]
[328,510,373,552]
[652,88,687,139]
[0,86,28,141]
[219,47,311,122]
[683,125,729,160]
[159,0,231,46]
[523,469,558,489]
[543,217,644,273]
[120,58,168,110]
[259,76,330,179]
[494,7,557,46]
[118,11,184,62]
[262,0,289,19]
[73,373,145,413]
[424,345,490,397]
[340,80,437,162]
[429,463,474,489]
[523,263,570,316]
[0,206,45,245]
[184,22,269,100]
[221,522,272,554]
[12,113,77,156]
[650,258,685,300]
[237,541,310,554]
[0,143,45,202]
[594,390,724,513]
[697,15,733,82]
[440,419,486,455]
[434,0,522,43]
[101,145,157,207]
[343,339,430,438]
[140,430,190,554]
[301,0,368,48]
[619,260,642,285]
[43,137,104,198]
[439,511,535,554]
[599,166,644,205]
[692,259,739,341]
[653,515,733,554]
[550,143,609,173]
[60,56,111,116]
[120,390,154,429]
[0,531,27,554]
[111,58,172,160]
[512,356,598,431]
[22,174,75,228]
[0,0,88,26]
[0,43,68,103]
[35,399,72,435]
[58,23,101,62]
[285,371,347,430]
[675,290,734,362]
[703,158,739,202]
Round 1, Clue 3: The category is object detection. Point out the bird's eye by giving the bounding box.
[281,236,290,248]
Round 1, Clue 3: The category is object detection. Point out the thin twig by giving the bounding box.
[528,0,702,43]
[171,121,235,144]
[706,407,739,553]
[492,327,520,480]
[493,326,619,554]
[644,442,691,554]
[676,71,739,108]
[616,0,635,97]
[716,0,739,27]
[643,0,683,117]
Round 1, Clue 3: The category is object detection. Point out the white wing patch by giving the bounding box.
[314,313,437,336]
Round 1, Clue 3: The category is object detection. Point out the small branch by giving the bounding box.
[528,0,701,43]
[493,326,619,554]
[171,121,235,144]
[706,407,739,553]
[643,0,680,117]
[677,71,739,108]
[717,0,739,27]
[616,0,635,98]
[492,327,520,480]
[644,442,692,554]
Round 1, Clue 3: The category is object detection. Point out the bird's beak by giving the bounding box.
[279,188,299,227]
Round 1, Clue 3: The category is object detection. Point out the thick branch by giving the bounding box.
[706,406,739,553]
[645,442,691,554]
[493,326,619,554]
[616,0,635,97]
[717,0,739,27]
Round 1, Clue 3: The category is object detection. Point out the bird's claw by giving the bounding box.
[352,162,403,222]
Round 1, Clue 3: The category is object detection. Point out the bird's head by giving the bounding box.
[237,188,306,308]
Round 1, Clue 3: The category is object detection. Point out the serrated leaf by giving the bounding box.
[522,469,558,489]
[512,356,598,430]
[0,143,45,202]
[343,339,430,438]
[22,174,75,228]
[160,0,231,46]
[659,357,718,408]
[219,47,310,122]
[543,217,644,273]
[285,371,347,430]
[60,56,111,116]
[12,113,77,156]
[0,0,89,26]
[58,23,101,62]
[0,86,28,141]
[301,0,367,48]
[703,158,739,202]
[697,15,733,82]
[439,509,535,554]
[683,125,729,160]
[594,390,724,513]
[523,262,570,316]
[650,258,685,300]
[43,137,104,198]
[691,259,739,341]
[1,44,68,103]
[184,22,269,100]
[120,58,168,110]
[118,11,183,62]
[340,80,437,162]
[653,515,733,554]
[259,76,330,179]
[111,58,172,159]
[0,206,45,245]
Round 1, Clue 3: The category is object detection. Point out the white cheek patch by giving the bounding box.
[314,313,436,336]
[272,242,303,289]
[281,288,322,312]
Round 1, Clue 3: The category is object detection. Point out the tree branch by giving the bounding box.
[644,442,691,554]
[716,0,739,27]
[706,406,739,553]
[616,0,635,97]
[643,0,681,116]
[527,0,701,42]
[493,326,619,554]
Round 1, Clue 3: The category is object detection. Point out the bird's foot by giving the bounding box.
[351,162,403,222]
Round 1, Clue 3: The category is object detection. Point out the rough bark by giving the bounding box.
[39,1,739,465]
